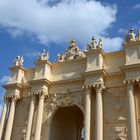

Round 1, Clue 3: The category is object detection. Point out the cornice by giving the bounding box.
[120,63,140,72]
[3,83,22,90]
[28,78,51,86]
[9,65,26,71]
[81,69,107,77]
[123,40,140,48]
[107,72,124,78]
[34,60,52,67]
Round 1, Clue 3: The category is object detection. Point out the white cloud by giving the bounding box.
[24,49,39,58]
[102,37,123,52]
[118,28,127,34]
[0,0,122,51]
[0,76,10,84]
[133,4,140,9]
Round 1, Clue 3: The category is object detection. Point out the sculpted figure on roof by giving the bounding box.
[13,55,24,66]
[57,40,85,62]
[125,28,136,42]
[86,36,103,51]
[128,28,136,41]
[38,49,49,61]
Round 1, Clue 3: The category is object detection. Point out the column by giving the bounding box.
[84,89,91,140]
[4,95,19,140]
[35,93,45,140]
[0,98,9,139]
[95,85,103,140]
[127,82,138,140]
[25,96,35,140]
[46,121,50,140]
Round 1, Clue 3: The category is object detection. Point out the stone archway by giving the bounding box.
[49,105,84,140]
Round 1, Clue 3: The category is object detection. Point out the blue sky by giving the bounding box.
[0,0,140,112]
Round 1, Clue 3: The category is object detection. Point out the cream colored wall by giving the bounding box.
[51,59,86,81]
[5,43,140,140]
[104,51,125,73]
[134,88,140,140]
[11,97,30,140]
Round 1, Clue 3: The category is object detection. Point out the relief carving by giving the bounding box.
[57,40,85,62]
[85,36,103,51]
[45,92,85,115]
[108,124,128,140]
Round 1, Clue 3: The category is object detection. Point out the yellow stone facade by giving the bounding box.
[1,28,140,140]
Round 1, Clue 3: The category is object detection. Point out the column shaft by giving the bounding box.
[84,90,91,140]
[95,88,103,140]
[127,84,137,140]
[25,96,35,140]
[0,99,8,139]
[4,99,17,140]
[35,95,45,140]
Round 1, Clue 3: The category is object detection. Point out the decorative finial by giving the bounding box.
[13,55,24,66]
[38,49,49,61]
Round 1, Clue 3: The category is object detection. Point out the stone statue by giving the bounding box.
[57,40,85,62]
[86,36,98,51]
[91,36,97,49]
[97,38,103,49]
[13,55,24,66]
[125,28,136,42]
[129,28,136,41]
[38,49,49,61]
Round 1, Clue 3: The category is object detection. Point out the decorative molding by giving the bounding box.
[105,123,128,140]
[45,92,85,116]
[57,40,85,62]
[108,124,128,140]
[4,92,20,101]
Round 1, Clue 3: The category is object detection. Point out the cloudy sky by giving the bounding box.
[0,0,140,114]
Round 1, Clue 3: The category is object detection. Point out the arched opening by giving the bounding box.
[49,105,84,140]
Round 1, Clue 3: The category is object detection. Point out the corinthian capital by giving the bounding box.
[11,93,20,101]
[38,91,48,99]
[95,83,105,93]
[95,78,105,93]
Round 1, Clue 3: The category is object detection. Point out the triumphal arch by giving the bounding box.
[1,28,140,140]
